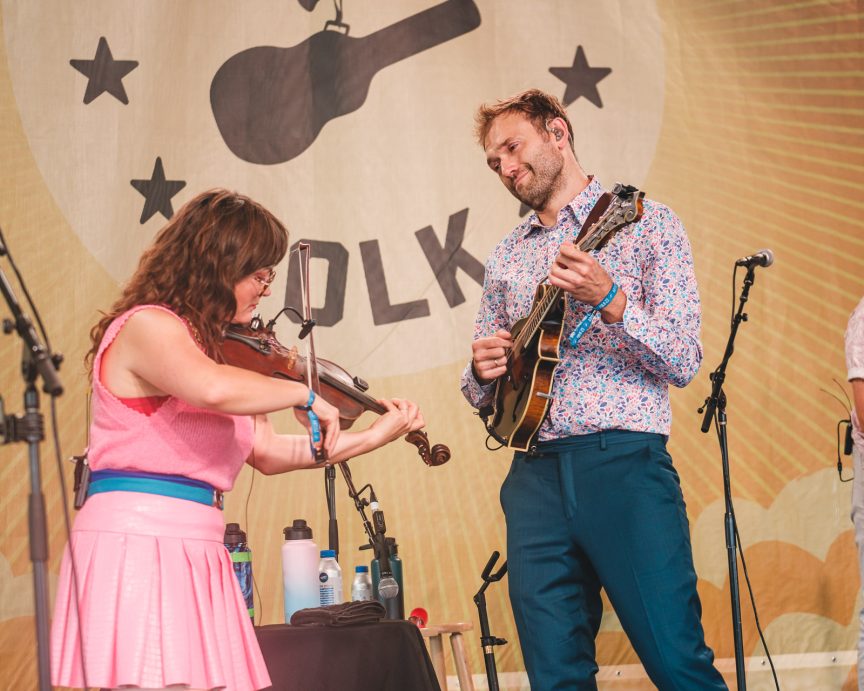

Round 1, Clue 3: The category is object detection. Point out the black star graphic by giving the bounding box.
[130,158,186,224]
[70,37,138,105]
[549,46,612,108]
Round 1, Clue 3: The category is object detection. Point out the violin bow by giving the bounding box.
[297,242,341,555]
[296,242,328,464]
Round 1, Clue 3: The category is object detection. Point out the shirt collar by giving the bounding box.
[520,177,605,238]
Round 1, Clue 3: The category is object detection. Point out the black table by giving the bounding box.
[256,620,442,691]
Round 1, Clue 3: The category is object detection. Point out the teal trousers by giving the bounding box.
[501,431,727,691]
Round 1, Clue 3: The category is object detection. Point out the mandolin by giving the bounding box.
[481,183,644,451]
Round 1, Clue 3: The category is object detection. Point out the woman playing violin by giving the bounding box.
[51,189,424,691]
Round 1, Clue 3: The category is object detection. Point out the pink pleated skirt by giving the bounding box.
[50,491,271,690]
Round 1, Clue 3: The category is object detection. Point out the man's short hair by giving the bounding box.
[474,88,575,153]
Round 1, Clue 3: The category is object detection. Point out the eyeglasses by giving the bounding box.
[251,268,276,288]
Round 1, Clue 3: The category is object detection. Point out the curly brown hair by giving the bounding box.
[87,189,289,369]
[474,88,575,154]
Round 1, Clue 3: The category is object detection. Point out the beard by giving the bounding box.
[505,146,565,212]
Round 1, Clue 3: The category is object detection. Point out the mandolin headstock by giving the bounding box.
[579,183,645,253]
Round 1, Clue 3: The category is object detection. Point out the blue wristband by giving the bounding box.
[307,409,321,444]
[567,283,619,348]
[297,389,315,411]
[299,389,322,457]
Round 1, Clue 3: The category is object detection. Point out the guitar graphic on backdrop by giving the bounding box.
[210,0,481,164]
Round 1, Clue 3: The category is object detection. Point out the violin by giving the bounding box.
[221,320,450,467]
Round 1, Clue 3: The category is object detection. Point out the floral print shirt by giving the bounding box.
[461,178,702,439]
[846,295,864,448]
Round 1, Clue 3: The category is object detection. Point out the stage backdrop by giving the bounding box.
[0,1,862,689]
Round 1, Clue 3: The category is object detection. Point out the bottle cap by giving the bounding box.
[355,565,369,573]
[320,549,336,558]
[283,519,313,540]
[408,607,428,628]
[224,522,247,545]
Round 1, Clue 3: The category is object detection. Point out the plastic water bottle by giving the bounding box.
[318,549,343,605]
[224,523,254,622]
[351,565,373,601]
[281,519,319,623]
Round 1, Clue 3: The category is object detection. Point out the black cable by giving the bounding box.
[2,227,81,687]
[818,382,854,482]
[264,305,315,338]
[731,264,738,329]
[713,392,779,690]
[838,419,854,482]
[0,225,53,353]
[734,517,780,690]
[484,435,504,451]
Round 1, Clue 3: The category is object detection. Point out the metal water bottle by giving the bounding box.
[224,522,254,622]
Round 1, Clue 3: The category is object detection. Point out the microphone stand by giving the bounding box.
[339,463,385,566]
[473,551,508,691]
[698,264,759,691]
[0,239,64,691]
[339,464,401,616]
[325,464,339,559]
[337,462,377,546]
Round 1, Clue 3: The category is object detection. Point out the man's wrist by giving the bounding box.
[471,361,492,386]
[600,287,627,324]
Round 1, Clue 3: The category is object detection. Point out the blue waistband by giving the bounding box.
[521,430,667,456]
[87,470,224,509]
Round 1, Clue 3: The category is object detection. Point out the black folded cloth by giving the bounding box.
[290,600,387,627]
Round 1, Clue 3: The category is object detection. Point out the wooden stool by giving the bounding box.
[420,622,475,691]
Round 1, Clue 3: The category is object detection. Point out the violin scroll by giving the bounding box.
[405,430,451,467]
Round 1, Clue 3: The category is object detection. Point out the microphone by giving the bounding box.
[297,318,316,340]
[735,249,774,268]
[371,500,399,600]
[378,574,399,600]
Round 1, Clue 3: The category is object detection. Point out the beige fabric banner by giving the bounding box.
[0,1,861,688]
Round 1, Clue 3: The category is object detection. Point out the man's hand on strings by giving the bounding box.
[471,329,513,384]
[549,242,626,323]
[548,242,613,303]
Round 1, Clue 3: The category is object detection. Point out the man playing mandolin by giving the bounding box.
[51,189,425,691]
[461,89,726,690]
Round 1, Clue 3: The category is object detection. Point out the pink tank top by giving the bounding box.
[87,305,255,491]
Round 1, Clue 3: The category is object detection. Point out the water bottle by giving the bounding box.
[351,565,373,601]
[224,523,254,622]
[318,549,343,606]
[281,519,319,623]
[371,537,405,619]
